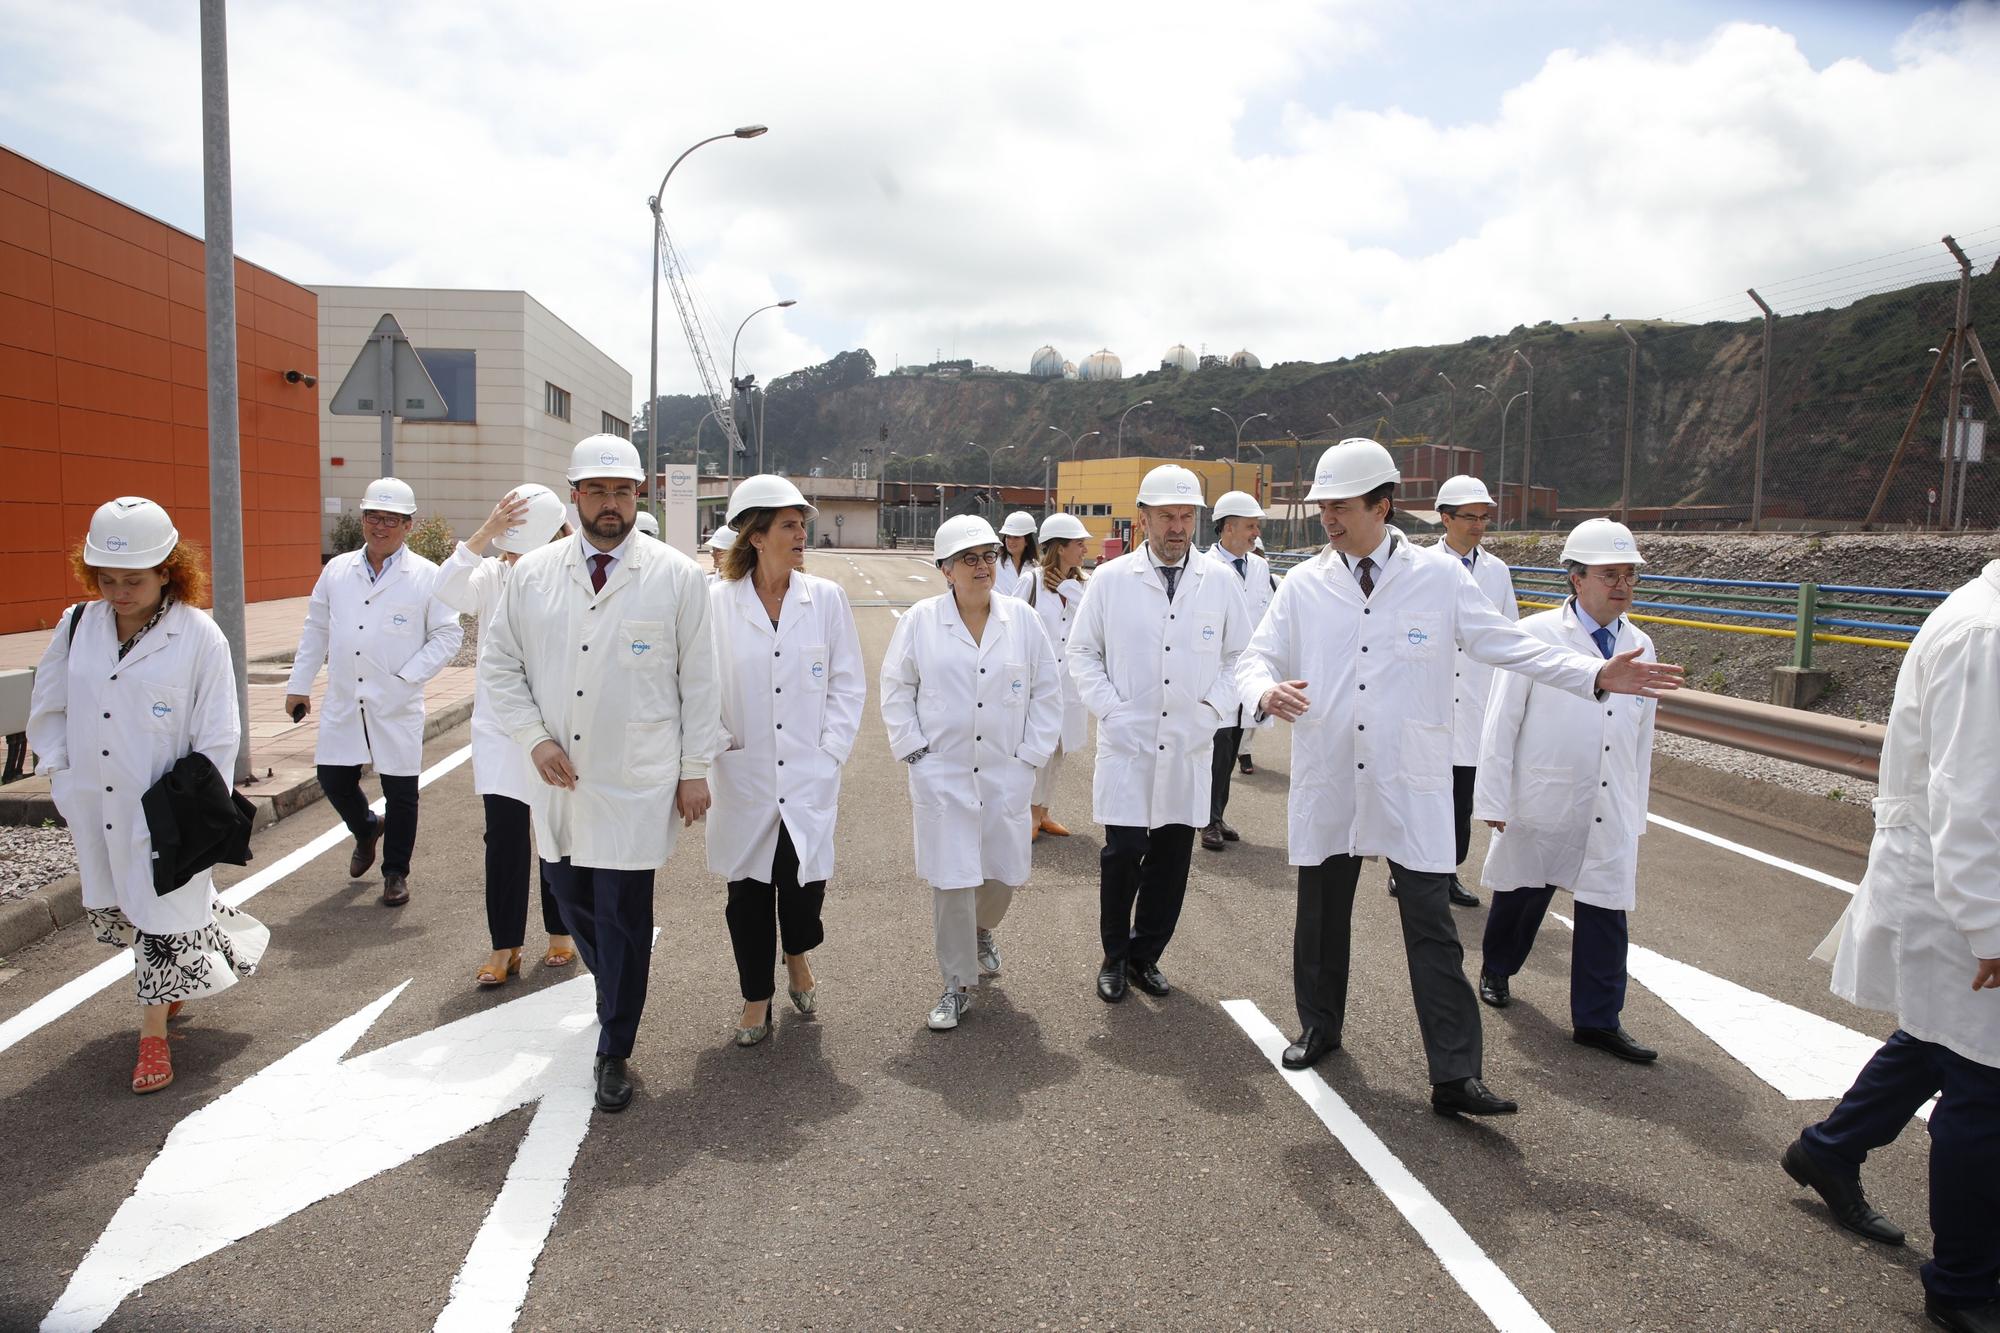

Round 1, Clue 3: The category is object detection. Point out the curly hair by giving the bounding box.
[70,540,211,607]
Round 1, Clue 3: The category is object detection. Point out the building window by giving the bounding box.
[414,348,476,422]
[600,411,630,439]
[1089,503,1113,517]
[545,382,571,421]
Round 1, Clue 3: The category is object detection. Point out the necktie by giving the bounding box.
[1461,556,1472,570]
[1160,565,1181,602]
[1591,625,1616,659]
[1233,555,1246,579]
[1356,556,1375,598]
[590,552,611,594]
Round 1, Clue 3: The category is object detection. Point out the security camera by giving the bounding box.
[284,369,318,387]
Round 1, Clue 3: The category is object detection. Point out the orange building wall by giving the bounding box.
[0,147,321,634]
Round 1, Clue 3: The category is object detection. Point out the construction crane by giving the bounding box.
[657,218,745,460]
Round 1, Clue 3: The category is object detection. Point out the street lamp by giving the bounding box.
[1047,427,1099,510]
[971,440,1015,521]
[1496,389,1528,529]
[1436,372,1457,448]
[1116,399,1153,458]
[1326,412,1343,431]
[728,298,797,484]
[1210,407,1269,461]
[1510,347,1534,521]
[647,124,767,518]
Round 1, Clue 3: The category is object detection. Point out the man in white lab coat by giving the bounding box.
[1473,518,1659,1064]
[481,435,721,1113]
[1200,490,1275,853]
[1068,464,1253,1004]
[285,477,462,906]
[1782,560,2000,1333]
[1237,440,1681,1116]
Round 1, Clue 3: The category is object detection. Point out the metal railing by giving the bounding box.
[1656,690,1884,782]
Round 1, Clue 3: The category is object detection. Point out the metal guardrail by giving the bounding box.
[1657,689,1884,783]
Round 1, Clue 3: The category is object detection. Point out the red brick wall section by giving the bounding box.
[0,147,320,634]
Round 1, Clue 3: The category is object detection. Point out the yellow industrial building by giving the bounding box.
[1053,456,1274,549]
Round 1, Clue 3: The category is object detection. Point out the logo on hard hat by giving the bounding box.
[1407,628,1429,645]
[810,661,826,680]
[599,451,617,465]
[1174,480,1193,494]
[1613,537,1630,550]
[630,639,651,656]
[151,701,172,719]
[106,535,127,552]
[391,614,409,628]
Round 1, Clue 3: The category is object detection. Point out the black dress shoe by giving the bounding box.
[1096,961,1128,1004]
[1926,1295,2000,1332]
[1238,754,1254,775]
[379,872,409,907]
[594,1055,633,1113]
[1431,1077,1519,1117]
[1200,822,1226,852]
[1447,875,1481,908]
[1781,1139,1905,1245]
[348,815,382,878]
[1125,960,1171,997]
[1387,876,1401,899]
[1573,1026,1657,1062]
[1218,820,1240,842]
[1281,1027,1340,1070]
[1478,973,1510,1008]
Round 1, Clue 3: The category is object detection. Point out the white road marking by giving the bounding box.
[1223,1000,1557,1333]
[0,744,474,1058]
[906,574,928,582]
[1645,811,1859,895]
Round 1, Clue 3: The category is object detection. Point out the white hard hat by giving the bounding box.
[633,510,659,538]
[725,473,817,525]
[1253,536,1265,551]
[565,434,646,485]
[1039,512,1089,543]
[493,483,567,554]
[1560,517,1647,567]
[706,525,736,552]
[1212,490,1262,522]
[84,496,179,569]
[1305,438,1400,502]
[934,514,1001,565]
[361,477,418,515]
[1136,464,1207,507]
[999,510,1037,537]
[1436,475,1496,508]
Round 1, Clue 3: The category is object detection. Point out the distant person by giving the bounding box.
[285,477,462,907]
[1782,558,2000,1333]
[1024,512,1093,839]
[1474,518,1660,1065]
[634,510,660,539]
[1200,490,1274,852]
[996,511,1039,599]
[1239,535,1273,775]
[29,498,267,1094]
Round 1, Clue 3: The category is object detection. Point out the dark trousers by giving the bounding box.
[1295,855,1483,1084]
[1452,765,1477,868]
[724,824,826,1002]
[319,765,418,876]
[1802,1030,2000,1308]
[1209,726,1244,825]
[480,795,566,950]
[1479,886,1628,1030]
[542,858,656,1059]
[1099,823,1197,965]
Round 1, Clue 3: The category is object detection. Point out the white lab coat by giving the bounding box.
[480,533,721,872]
[433,543,534,802]
[1203,544,1275,728]
[1067,545,1253,830]
[1444,544,1519,765]
[28,601,240,936]
[706,571,866,885]
[996,556,1035,601]
[286,547,463,776]
[880,591,1063,889]
[1235,540,1604,872]
[1024,571,1090,751]
[1473,602,1656,911]
[1833,561,2000,1069]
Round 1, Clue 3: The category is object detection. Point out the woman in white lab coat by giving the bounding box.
[880,515,1062,1031]
[995,511,1039,599]
[28,498,268,1095]
[1022,512,1091,839]
[434,486,575,988]
[707,476,865,1046]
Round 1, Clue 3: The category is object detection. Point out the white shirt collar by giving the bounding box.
[1338,529,1398,570]
[1143,542,1190,573]
[579,530,634,569]
[1572,599,1621,640]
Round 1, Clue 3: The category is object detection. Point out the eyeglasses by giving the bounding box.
[578,485,637,502]
[360,512,406,527]
[952,549,1000,568]
[1586,569,1639,586]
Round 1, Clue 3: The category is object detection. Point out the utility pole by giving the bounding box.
[1747,289,1773,531]
[199,0,250,784]
[1941,236,1973,530]
[1617,324,1637,524]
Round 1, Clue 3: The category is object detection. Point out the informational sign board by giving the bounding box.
[661,464,698,555]
[1941,416,1986,464]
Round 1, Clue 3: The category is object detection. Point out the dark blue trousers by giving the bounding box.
[1479,885,1628,1030]
[1801,1030,2000,1309]
[542,859,656,1059]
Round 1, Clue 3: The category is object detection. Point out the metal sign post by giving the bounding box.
[328,313,449,475]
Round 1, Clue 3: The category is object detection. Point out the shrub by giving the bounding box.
[329,511,363,554]
[408,514,459,565]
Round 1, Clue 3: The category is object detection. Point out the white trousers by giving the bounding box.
[933,880,1016,992]
[1031,742,1065,807]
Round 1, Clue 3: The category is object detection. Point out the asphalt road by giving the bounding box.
[0,549,1933,1333]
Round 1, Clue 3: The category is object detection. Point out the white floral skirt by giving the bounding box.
[89,902,270,1006]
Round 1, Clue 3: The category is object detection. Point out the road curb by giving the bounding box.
[0,697,474,959]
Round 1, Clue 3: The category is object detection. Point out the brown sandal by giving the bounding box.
[542,942,577,969]
[475,948,523,988]
[132,1036,173,1094]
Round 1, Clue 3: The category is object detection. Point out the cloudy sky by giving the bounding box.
[4,0,1998,411]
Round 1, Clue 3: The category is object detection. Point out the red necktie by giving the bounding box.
[590,552,611,593]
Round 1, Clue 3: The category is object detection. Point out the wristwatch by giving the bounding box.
[901,746,929,764]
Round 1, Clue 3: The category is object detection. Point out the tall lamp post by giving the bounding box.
[728,297,797,486]
[1047,427,1099,511]
[1436,372,1457,449]
[1509,348,1534,525]
[1210,407,1269,462]
[648,124,767,519]
[1616,324,1637,524]
[1495,389,1528,529]
[1115,399,1153,457]
[972,440,1015,522]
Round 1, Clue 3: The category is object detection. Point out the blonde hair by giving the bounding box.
[70,540,210,608]
[1036,535,1086,595]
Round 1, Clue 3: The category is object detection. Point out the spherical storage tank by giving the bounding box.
[1030,345,1065,379]
[1078,348,1123,380]
[1161,344,1198,372]
[1228,349,1262,370]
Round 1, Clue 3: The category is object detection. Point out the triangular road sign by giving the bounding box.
[329,313,450,419]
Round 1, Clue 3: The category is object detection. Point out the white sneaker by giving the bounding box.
[926,989,970,1031]
[977,929,1002,978]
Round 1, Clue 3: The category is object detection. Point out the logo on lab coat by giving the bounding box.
[810,661,826,679]
[1406,627,1429,645]
[1201,624,1216,642]
[629,639,651,656]
[391,613,409,628]
[1011,677,1024,697]
[151,700,172,718]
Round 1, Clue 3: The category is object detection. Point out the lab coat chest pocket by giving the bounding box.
[1395,611,1442,661]
[380,601,423,640]
[1000,661,1028,715]
[139,682,188,736]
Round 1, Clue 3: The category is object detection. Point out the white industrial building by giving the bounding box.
[312,286,633,551]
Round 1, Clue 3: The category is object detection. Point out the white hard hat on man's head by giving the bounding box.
[999,511,1037,537]
[1135,464,1207,508]
[706,525,736,552]
[725,473,817,525]
[1212,490,1263,522]
[84,497,179,569]
[633,510,660,538]
[493,483,567,554]
[361,477,418,515]
[1304,439,1400,503]
[934,514,1001,565]
[565,434,646,485]
[1560,517,1647,567]
[1436,475,1496,508]
[1038,512,1089,543]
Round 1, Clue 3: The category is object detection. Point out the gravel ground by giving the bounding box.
[0,823,76,904]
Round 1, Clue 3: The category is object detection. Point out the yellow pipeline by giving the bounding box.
[1515,599,1910,651]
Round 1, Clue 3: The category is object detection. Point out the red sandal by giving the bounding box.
[132,1036,173,1095]
[167,1000,185,1022]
